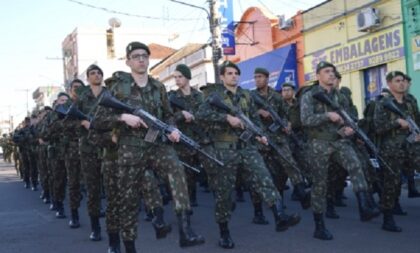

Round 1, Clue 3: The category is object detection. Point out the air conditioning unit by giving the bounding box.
[278,15,293,30]
[357,8,380,32]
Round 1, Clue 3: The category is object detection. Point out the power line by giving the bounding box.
[66,0,203,21]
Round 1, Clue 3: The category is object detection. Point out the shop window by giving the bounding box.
[363,64,387,104]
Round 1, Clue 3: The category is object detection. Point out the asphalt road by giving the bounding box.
[0,160,419,253]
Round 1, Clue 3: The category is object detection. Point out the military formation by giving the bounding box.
[3,41,419,253]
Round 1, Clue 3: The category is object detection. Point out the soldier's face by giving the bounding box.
[126,49,149,75]
[388,76,407,94]
[221,67,239,87]
[281,87,294,100]
[174,71,189,89]
[70,83,82,99]
[317,67,335,87]
[254,74,268,89]
[87,70,103,86]
[56,95,68,105]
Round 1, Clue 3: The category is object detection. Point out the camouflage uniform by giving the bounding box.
[36,117,50,199]
[251,87,305,191]
[373,94,420,210]
[97,72,191,241]
[61,113,83,212]
[300,85,368,214]
[76,86,103,218]
[13,125,32,187]
[196,84,282,223]
[170,88,205,204]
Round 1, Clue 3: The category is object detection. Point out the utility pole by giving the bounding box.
[169,0,222,83]
[209,0,221,83]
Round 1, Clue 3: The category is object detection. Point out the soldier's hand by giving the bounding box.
[397,119,409,129]
[167,129,181,143]
[111,133,118,144]
[257,109,271,119]
[120,113,148,129]
[327,112,344,124]
[343,126,354,136]
[38,138,44,144]
[81,120,91,130]
[256,136,268,145]
[182,110,195,123]
[227,115,244,129]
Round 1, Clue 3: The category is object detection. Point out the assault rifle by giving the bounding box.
[383,99,420,144]
[312,91,396,175]
[99,90,224,167]
[251,93,303,148]
[207,93,301,173]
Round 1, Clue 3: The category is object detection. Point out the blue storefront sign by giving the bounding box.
[219,0,235,55]
[237,44,297,91]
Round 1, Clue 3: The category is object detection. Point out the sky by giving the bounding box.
[0,0,324,125]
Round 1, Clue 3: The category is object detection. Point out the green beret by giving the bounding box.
[57,92,70,99]
[86,64,103,77]
[254,67,269,77]
[175,64,192,80]
[340,86,352,96]
[126,41,150,57]
[316,61,336,73]
[220,61,241,75]
[281,82,295,89]
[386,71,405,82]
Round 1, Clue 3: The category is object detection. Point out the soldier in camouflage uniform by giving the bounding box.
[13,117,32,189]
[62,79,85,229]
[169,64,205,207]
[76,65,106,241]
[36,107,52,204]
[373,71,420,232]
[27,114,40,191]
[44,93,69,218]
[300,61,379,240]
[196,61,301,249]
[96,42,204,253]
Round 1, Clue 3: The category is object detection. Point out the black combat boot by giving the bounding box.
[218,222,234,249]
[49,201,57,211]
[334,189,347,207]
[31,182,38,191]
[143,207,153,222]
[294,182,311,209]
[123,240,136,253]
[313,212,333,240]
[252,202,269,225]
[326,197,339,219]
[356,191,380,221]
[407,178,420,198]
[177,211,205,247]
[271,199,301,232]
[69,209,80,228]
[392,198,407,216]
[89,216,102,241]
[55,201,66,219]
[107,233,121,253]
[382,209,402,232]
[152,207,172,239]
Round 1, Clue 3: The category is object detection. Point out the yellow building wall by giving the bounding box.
[303,0,404,117]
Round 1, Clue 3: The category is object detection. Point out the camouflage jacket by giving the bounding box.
[373,93,420,147]
[196,83,263,147]
[250,86,288,144]
[300,84,351,141]
[95,71,175,148]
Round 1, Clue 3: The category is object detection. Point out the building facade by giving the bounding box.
[402,0,420,100]
[302,0,405,115]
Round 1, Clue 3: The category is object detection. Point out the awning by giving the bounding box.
[237,44,297,91]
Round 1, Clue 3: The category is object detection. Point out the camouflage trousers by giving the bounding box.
[118,143,189,241]
[380,141,420,210]
[65,142,82,210]
[307,139,368,213]
[102,154,119,233]
[177,151,200,200]
[80,150,102,217]
[203,143,280,223]
[28,150,39,185]
[19,148,31,184]
[51,157,67,202]
[37,145,49,194]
